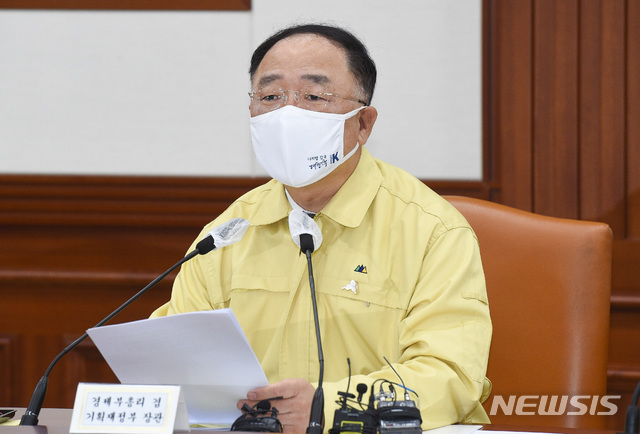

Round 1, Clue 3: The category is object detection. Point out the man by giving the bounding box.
[151,24,492,432]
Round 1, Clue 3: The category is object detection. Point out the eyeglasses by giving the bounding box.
[249,87,367,114]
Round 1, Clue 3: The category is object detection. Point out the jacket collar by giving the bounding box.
[250,148,382,229]
[320,148,381,228]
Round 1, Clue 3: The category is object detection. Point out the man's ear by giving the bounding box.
[357,106,378,145]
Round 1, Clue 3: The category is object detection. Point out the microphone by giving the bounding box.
[199,217,251,251]
[20,217,250,426]
[288,209,324,434]
[356,383,368,404]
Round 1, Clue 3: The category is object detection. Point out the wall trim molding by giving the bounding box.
[0,0,251,10]
[0,174,495,227]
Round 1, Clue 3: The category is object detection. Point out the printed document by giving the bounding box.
[87,309,268,426]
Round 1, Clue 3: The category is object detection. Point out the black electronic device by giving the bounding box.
[330,404,378,434]
[372,359,422,434]
[377,399,422,434]
[231,399,283,433]
[330,359,377,434]
[370,382,422,434]
[331,357,423,434]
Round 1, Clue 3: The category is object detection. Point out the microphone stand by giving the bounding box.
[20,237,215,426]
[300,234,324,434]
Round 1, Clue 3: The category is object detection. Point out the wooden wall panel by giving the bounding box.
[2,268,177,407]
[533,0,580,218]
[491,0,630,229]
[488,0,534,210]
[628,0,640,239]
[62,338,120,404]
[579,0,627,235]
[0,335,21,405]
[626,1,640,390]
[0,175,264,408]
[579,0,605,223]
[0,337,10,404]
[485,0,639,430]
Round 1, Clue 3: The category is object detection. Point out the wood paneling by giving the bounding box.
[61,337,120,403]
[0,335,21,405]
[485,0,640,430]
[487,0,534,210]
[533,0,580,218]
[628,0,640,240]
[579,0,627,234]
[0,175,263,408]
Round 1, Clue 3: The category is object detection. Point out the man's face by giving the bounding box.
[250,34,364,155]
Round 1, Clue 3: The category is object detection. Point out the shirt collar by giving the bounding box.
[250,180,291,226]
[285,189,315,217]
[250,147,382,228]
[320,147,381,228]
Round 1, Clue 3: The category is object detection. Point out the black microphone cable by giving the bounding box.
[300,232,325,434]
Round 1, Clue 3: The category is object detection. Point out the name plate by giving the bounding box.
[70,383,189,433]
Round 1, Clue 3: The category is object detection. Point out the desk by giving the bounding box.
[0,408,620,434]
[0,409,71,434]
[2,408,230,434]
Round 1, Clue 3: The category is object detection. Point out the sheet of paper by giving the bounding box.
[425,425,482,434]
[424,426,566,434]
[482,431,566,434]
[87,309,268,425]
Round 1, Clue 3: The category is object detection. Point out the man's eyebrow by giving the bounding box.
[255,73,330,88]
[301,74,330,85]
[256,74,283,88]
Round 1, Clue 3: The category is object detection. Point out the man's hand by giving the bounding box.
[237,378,316,433]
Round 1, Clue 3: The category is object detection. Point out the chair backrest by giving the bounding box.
[444,196,613,429]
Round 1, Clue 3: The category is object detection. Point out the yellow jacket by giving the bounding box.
[152,148,492,429]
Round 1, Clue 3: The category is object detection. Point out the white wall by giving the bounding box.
[0,1,481,180]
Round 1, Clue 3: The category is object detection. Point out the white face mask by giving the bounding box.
[250,105,365,188]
